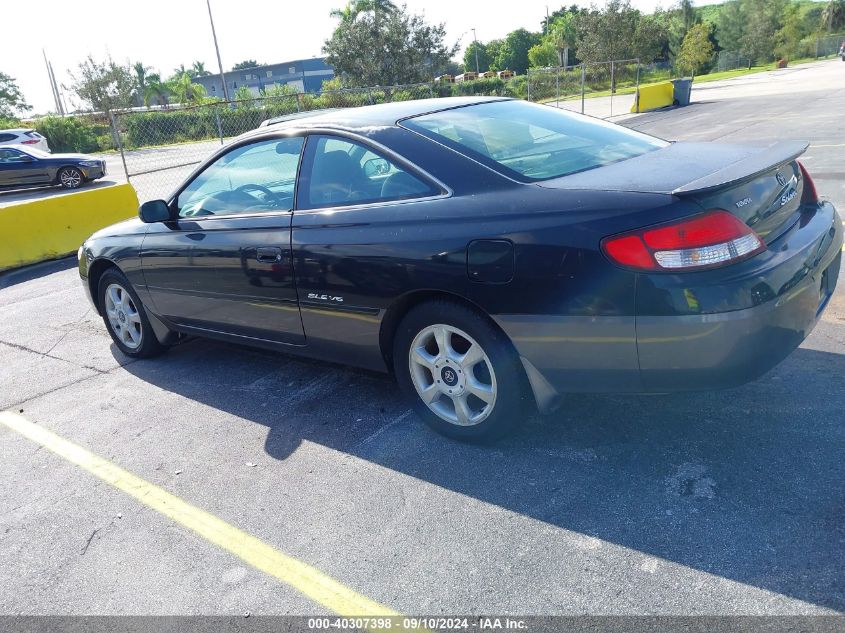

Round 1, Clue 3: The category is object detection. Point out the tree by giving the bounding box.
[132,62,152,107]
[575,0,668,64]
[143,73,170,107]
[0,72,31,119]
[740,0,787,63]
[463,41,489,73]
[528,39,559,68]
[551,13,580,67]
[166,72,207,104]
[821,0,845,32]
[668,0,700,61]
[231,60,260,70]
[323,4,458,85]
[491,28,541,74]
[68,55,136,112]
[677,22,714,74]
[190,61,211,77]
[330,0,397,22]
[775,3,805,60]
[715,0,745,52]
[485,39,506,71]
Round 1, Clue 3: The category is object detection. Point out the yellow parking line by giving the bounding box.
[0,411,398,619]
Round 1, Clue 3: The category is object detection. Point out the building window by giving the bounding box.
[211,85,216,93]
[289,66,296,74]
[245,73,251,80]
[266,70,272,78]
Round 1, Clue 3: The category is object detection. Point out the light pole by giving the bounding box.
[206,0,230,101]
[471,28,480,73]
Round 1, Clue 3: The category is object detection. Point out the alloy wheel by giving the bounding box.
[408,324,497,426]
[60,168,82,188]
[104,283,143,350]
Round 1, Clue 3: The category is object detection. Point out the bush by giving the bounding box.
[35,116,99,153]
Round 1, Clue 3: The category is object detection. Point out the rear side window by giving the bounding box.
[402,100,667,182]
[0,133,17,143]
[298,135,438,210]
[24,131,42,139]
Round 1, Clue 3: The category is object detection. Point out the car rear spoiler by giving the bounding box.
[671,140,809,195]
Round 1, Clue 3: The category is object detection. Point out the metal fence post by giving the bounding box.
[294,93,302,112]
[109,111,130,181]
[580,64,586,114]
[556,67,560,107]
[214,107,224,145]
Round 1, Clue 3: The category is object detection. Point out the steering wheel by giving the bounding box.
[236,183,278,205]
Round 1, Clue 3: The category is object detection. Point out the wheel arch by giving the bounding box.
[55,164,86,184]
[87,258,119,315]
[378,289,537,411]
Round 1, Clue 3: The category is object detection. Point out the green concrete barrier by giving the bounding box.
[0,184,138,271]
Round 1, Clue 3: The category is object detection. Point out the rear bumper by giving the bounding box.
[497,201,842,407]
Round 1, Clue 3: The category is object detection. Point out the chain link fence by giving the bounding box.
[110,83,437,202]
[527,59,647,118]
[814,33,845,57]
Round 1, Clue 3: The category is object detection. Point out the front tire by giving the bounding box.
[98,268,166,358]
[393,300,528,441]
[58,167,84,189]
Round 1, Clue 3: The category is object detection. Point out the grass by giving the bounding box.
[536,54,839,105]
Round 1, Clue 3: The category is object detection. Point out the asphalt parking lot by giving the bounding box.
[0,60,843,618]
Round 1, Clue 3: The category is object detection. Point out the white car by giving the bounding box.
[0,128,51,153]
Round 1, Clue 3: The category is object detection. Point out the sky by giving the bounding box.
[3,0,721,114]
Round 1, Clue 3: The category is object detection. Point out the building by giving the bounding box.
[192,58,334,97]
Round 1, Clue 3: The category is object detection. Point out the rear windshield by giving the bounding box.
[402,100,667,182]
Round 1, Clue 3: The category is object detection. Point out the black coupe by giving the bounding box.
[0,146,106,190]
[78,97,842,440]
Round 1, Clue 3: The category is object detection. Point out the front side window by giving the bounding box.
[402,99,667,182]
[0,148,26,163]
[177,137,303,218]
[298,135,438,210]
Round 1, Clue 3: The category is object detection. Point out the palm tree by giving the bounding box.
[143,73,170,107]
[821,0,845,32]
[167,71,207,105]
[133,62,152,106]
[330,0,397,22]
[190,61,211,78]
[552,14,578,68]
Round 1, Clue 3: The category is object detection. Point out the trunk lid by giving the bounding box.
[539,140,809,242]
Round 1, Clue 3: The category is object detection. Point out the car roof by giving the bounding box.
[246,96,510,138]
[0,129,32,134]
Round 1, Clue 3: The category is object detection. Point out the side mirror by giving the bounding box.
[139,199,171,223]
[363,157,390,178]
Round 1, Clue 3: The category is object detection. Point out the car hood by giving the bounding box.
[88,217,146,240]
[48,153,98,161]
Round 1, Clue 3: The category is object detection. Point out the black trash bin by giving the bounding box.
[672,78,693,106]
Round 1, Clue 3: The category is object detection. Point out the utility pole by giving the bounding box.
[471,28,480,73]
[43,50,64,115]
[206,0,230,101]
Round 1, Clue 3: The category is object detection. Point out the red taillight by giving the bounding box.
[21,139,39,144]
[798,161,818,204]
[601,210,766,272]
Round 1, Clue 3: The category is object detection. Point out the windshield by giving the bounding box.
[402,100,668,182]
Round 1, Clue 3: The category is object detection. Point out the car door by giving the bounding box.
[0,148,49,186]
[290,133,445,368]
[140,135,306,345]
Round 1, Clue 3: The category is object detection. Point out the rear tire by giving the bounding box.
[58,167,84,189]
[393,300,528,441]
[98,268,166,359]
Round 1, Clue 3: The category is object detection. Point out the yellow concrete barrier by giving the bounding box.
[0,183,138,271]
[631,81,675,113]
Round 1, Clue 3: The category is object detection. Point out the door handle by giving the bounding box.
[256,247,283,263]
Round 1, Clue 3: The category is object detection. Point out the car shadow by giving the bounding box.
[119,337,845,611]
[0,256,77,290]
